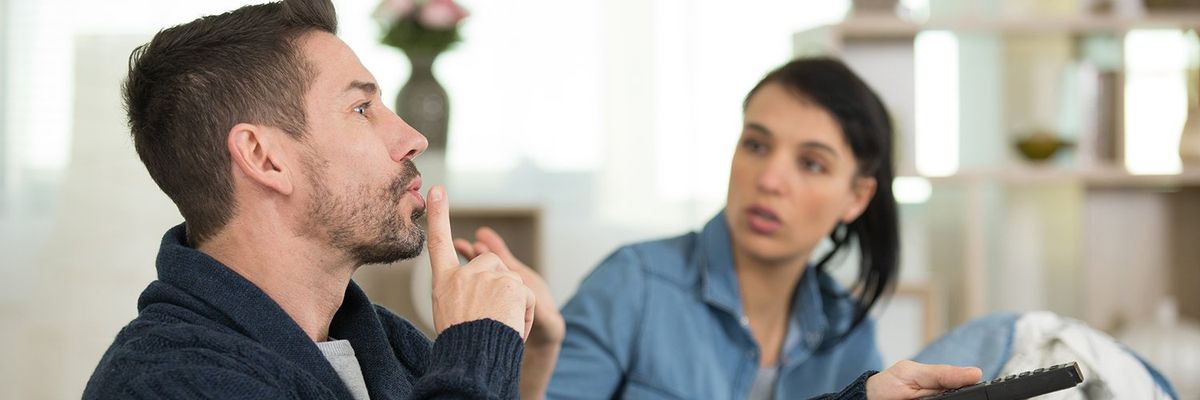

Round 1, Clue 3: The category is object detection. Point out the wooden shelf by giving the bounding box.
[828,14,1200,39]
[1083,167,1200,188]
[920,165,1200,188]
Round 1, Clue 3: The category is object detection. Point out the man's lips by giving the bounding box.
[405,176,423,193]
[746,204,782,235]
[405,176,425,209]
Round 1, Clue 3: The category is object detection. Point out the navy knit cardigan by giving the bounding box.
[84,225,523,399]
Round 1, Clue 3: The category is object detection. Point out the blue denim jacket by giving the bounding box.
[547,212,882,399]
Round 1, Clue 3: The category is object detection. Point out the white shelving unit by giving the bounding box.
[928,165,1200,187]
[825,14,1200,38]
[797,12,1200,336]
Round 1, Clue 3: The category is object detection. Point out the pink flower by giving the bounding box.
[418,0,468,29]
[373,0,415,22]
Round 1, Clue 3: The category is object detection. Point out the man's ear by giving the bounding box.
[840,176,877,223]
[227,123,294,196]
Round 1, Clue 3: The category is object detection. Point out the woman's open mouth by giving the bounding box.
[746,204,782,235]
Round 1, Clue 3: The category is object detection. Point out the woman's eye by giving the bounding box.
[801,158,827,173]
[742,139,767,153]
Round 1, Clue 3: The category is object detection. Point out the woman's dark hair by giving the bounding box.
[743,57,899,343]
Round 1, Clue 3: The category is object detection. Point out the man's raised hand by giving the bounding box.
[424,185,535,339]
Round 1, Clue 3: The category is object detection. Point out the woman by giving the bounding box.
[548,57,898,399]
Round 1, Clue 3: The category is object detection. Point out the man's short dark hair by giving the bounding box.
[125,0,338,245]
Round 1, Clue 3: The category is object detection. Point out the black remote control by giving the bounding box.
[918,361,1084,400]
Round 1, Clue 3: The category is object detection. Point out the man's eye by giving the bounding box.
[353,102,371,115]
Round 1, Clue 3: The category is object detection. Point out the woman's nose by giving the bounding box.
[755,156,788,195]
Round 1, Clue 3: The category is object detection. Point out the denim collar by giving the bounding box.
[697,211,832,361]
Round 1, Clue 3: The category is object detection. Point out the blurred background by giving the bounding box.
[3,0,1200,398]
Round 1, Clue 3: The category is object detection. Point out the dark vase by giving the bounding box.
[396,52,449,152]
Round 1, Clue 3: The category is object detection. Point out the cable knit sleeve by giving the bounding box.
[412,318,525,399]
[806,371,877,400]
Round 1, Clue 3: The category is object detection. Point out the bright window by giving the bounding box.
[1124,30,1187,175]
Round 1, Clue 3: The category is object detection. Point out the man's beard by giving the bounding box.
[303,154,426,266]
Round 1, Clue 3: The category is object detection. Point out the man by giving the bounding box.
[85,0,980,398]
[84,0,561,398]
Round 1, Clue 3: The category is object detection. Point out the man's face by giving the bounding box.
[295,32,429,265]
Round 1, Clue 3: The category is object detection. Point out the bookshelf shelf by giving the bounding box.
[923,166,1200,188]
[831,14,1200,39]
[798,13,1200,338]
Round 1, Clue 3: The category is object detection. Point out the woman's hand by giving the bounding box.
[866,360,982,400]
[453,227,565,346]
[454,227,564,400]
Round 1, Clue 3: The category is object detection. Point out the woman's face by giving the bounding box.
[726,82,876,265]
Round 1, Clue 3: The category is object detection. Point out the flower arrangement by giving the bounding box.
[374,0,469,56]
